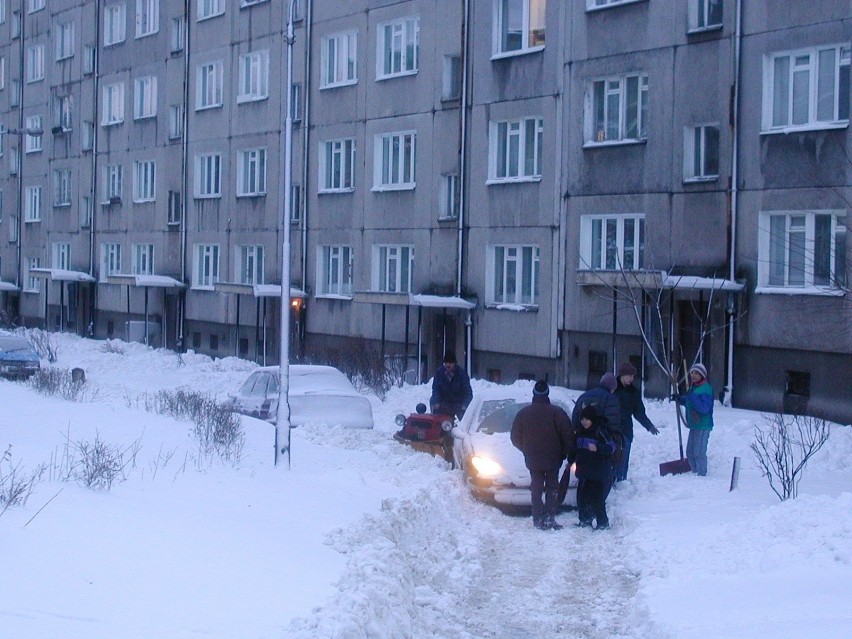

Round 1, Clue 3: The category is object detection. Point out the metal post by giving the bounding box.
[729,456,741,492]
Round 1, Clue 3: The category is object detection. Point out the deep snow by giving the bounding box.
[1,332,850,639]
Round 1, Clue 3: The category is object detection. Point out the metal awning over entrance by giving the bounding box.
[107,273,186,347]
[0,280,20,292]
[30,268,96,332]
[576,269,745,292]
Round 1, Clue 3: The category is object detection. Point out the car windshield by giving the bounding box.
[476,399,526,434]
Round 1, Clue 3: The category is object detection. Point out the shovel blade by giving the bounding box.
[659,458,691,476]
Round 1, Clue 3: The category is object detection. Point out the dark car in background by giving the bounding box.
[0,331,41,379]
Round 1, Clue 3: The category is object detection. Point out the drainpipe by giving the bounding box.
[179,0,192,342]
[88,1,103,326]
[459,0,471,372]
[724,0,743,406]
[553,0,567,366]
[14,6,26,291]
[299,0,312,292]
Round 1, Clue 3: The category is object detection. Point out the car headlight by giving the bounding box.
[470,455,503,478]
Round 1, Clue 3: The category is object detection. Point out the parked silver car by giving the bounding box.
[226,365,374,429]
[0,331,41,379]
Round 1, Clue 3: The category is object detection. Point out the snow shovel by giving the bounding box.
[659,365,691,476]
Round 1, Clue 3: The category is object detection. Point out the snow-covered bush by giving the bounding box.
[28,367,91,402]
[67,434,139,491]
[0,446,44,516]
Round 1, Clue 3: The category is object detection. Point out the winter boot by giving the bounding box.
[544,515,563,530]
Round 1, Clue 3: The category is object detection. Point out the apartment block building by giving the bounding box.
[0,0,849,423]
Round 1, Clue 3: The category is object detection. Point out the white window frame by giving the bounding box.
[0,1,5,23]
[373,244,414,293]
[321,31,357,88]
[134,75,158,119]
[80,196,93,227]
[683,123,720,182]
[586,0,644,10]
[586,73,649,145]
[488,116,543,183]
[55,21,75,61]
[442,54,462,100]
[24,185,41,222]
[319,138,355,192]
[170,16,186,52]
[237,50,269,103]
[53,168,72,206]
[133,160,156,202]
[26,257,41,292]
[193,243,220,289]
[579,214,646,271]
[196,60,223,110]
[440,173,460,219]
[493,0,546,59]
[104,164,123,201]
[762,44,851,133]
[26,44,44,83]
[194,153,222,198]
[236,245,264,285]
[237,148,267,196]
[52,242,71,270]
[197,0,224,21]
[688,0,723,32]
[83,45,96,74]
[56,94,73,131]
[0,56,5,89]
[377,16,419,80]
[82,121,95,150]
[373,131,416,191]
[131,243,155,276]
[169,104,184,139]
[317,245,353,297]
[27,0,45,13]
[167,190,181,224]
[135,0,159,38]
[102,82,125,126]
[486,244,540,307]
[25,115,43,152]
[100,243,122,281]
[104,3,127,46]
[758,210,848,294]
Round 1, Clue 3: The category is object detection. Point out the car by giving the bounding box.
[226,364,374,429]
[447,384,578,510]
[0,331,41,379]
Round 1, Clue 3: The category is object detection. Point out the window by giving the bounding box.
[193,244,220,288]
[759,210,847,291]
[494,0,545,56]
[241,0,269,6]
[26,44,44,82]
[194,153,221,197]
[489,116,543,181]
[26,257,41,292]
[440,174,460,219]
[321,31,357,88]
[377,16,419,79]
[238,50,269,102]
[133,160,156,202]
[134,76,158,119]
[8,215,18,243]
[374,131,416,190]
[688,0,722,31]
[25,115,43,152]
[9,148,19,174]
[237,148,266,196]
[196,61,223,109]
[131,243,154,275]
[104,3,127,46]
[684,124,719,181]
[487,245,540,306]
[587,0,644,8]
[10,79,19,107]
[12,11,20,39]
[290,184,301,223]
[320,138,355,192]
[764,45,850,132]
[167,190,181,224]
[82,121,95,150]
[102,82,125,125]
[0,1,5,22]
[785,371,811,398]
[374,245,414,293]
[84,45,96,74]
[56,21,75,60]
[53,169,72,206]
[587,73,648,143]
[80,196,92,227]
[104,164,123,201]
[0,56,5,89]
[442,55,461,100]
[236,245,264,285]
[169,104,183,139]
[28,0,44,12]
[25,186,42,222]
[52,243,71,270]
[579,214,646,271]
[0,190,3,223]
[170,16,186,52]
[290,83,302,122]
[135,0,159,38]
[56,95,73,131]
[318,245,353,296]
[198,0,224,20]
[101,243,122,280]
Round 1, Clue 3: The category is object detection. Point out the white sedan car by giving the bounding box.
[449,385,578,510]
[226,365,374,429]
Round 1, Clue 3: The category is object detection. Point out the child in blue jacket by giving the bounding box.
[570,405,617,530]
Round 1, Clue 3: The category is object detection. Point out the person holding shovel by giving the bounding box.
[613,361,659,481]
[681,363,715,476]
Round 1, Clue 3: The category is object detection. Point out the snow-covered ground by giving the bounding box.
[1,333,850,639]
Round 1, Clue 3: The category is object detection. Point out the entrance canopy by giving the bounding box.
[0,280,19,292]
[214,282,306,299]
[108,274,186,289]
[29,268,96,283]
[576,269,744,292]
[353,291,477,309]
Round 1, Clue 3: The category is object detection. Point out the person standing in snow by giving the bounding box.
[569,405,617,530]
[429,351,473,420]
[613,361,659,481]
[511,380,574,531]
[680,363,715,476]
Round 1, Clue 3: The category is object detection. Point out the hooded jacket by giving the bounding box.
[571,384,622,434]
[569,415,617,482]
[510,396,574,471]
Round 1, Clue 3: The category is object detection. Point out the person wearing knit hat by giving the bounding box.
[680,362,715,476]
[600,372,618,392]
[429,350,473,420]
[511,380,573,531]
[613,361,659,482]
[568,404,617,530]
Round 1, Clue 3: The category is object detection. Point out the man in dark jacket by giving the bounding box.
[613,361,659,481]
[429,351,473,420]
[511,380,574,531]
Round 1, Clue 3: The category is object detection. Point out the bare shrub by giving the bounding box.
[296,338,391,399]
[99,340,127,355]
[67,434,140,490]
[751,413,831,501]
[0,446,45,517]
[27,367,92,402]
[22,328,58,363]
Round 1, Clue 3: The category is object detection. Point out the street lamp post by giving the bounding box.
[275,0,297,467]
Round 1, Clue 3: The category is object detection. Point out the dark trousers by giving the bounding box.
[577,479,608,527]
[530,468,560,521]
[614,437,633,481]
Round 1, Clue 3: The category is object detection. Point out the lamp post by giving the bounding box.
[275,0,297,467]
